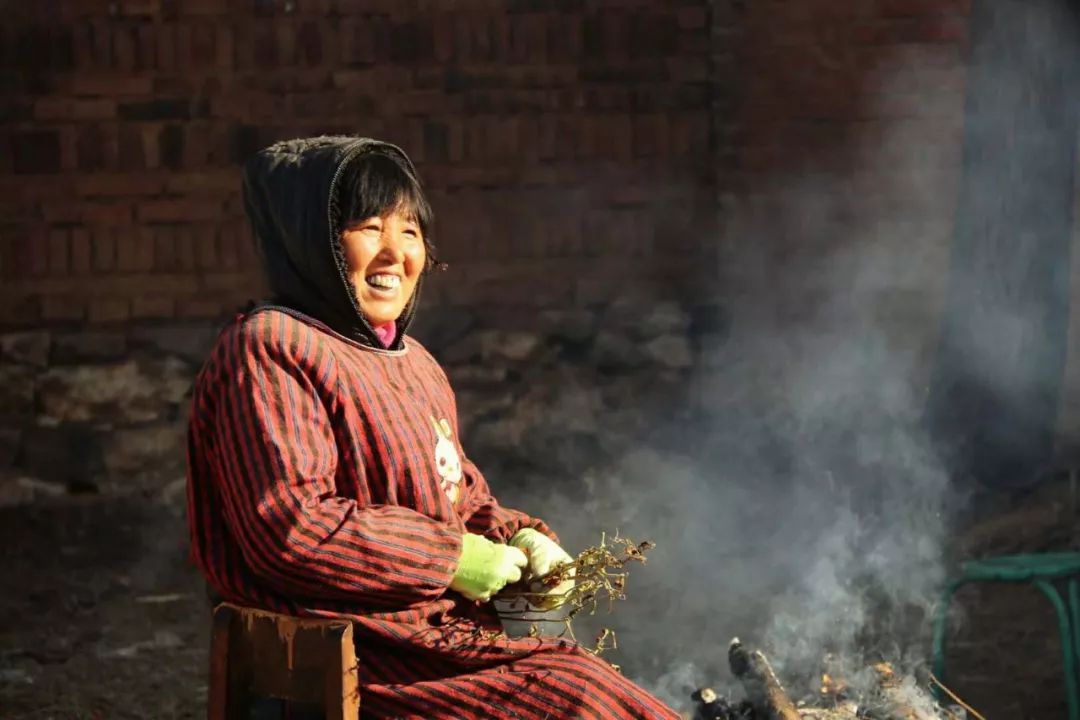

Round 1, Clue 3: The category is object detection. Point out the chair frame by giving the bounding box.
[207,602,360,720]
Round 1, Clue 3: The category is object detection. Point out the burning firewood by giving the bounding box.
[690,687,754,720]
[728,638,802,720]
[696,644,977,720]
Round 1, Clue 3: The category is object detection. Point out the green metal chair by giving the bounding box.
[931,552,1080,720]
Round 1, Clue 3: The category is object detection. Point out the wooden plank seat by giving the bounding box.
[207,603,360,720]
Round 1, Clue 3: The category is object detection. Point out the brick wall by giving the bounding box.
[718,0,972,392]
[0,0,716,330]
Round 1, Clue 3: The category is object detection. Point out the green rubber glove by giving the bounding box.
[450,533,528,602]
[510,528,575,609]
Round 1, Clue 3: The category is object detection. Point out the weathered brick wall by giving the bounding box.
[8,1,1068,716]
[717,0,971,393]
[0,0,715,329]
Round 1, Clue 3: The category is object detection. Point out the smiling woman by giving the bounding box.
[340,209,425,329]
[186,136,679,720]
[336,150,434,339]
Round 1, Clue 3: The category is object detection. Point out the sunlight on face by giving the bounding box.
[340,210,426,327]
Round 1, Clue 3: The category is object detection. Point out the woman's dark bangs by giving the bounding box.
[341,151,432,233]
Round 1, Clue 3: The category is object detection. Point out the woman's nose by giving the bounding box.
[377,231,407,261]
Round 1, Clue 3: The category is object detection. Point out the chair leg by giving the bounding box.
[208,605,235,720]
[1070,580,1080,671]
[1034,580,1080,720]
[208,604,253,720]
[323,623,360,720]
[930,579,965,697]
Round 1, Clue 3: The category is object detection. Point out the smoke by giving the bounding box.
[482,3,1080,715]
[492,44,969,713]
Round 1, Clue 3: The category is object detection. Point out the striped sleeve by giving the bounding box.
[458,458,558,545]
[203,314,463,606]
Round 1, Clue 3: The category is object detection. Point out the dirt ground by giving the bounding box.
[0,493,208,720]
[1,482,1076,719]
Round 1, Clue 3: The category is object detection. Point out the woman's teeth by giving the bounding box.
[367,274,400,290]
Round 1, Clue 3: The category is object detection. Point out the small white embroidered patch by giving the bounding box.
[431,416,462,504]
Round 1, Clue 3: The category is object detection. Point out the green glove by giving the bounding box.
[450,533,528,602]
[510,528,575,609]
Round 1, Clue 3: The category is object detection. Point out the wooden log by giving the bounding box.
[728,638,801,720]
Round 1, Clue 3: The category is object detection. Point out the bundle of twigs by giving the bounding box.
[495,533,655,656]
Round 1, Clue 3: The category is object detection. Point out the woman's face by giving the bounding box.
[340,210,426,327]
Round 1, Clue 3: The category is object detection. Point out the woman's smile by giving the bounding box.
[341,209,426,326]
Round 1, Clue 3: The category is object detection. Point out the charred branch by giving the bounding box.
[728,638,802,720]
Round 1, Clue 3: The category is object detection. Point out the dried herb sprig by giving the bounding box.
[495,532,655,657]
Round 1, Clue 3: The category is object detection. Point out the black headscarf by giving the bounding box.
[241,136,429,350]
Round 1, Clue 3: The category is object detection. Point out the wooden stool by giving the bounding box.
[207,602,360,720]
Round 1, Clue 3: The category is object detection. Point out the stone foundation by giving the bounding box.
[0,299,724,507]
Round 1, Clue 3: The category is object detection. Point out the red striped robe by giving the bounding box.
[186,308,678,719]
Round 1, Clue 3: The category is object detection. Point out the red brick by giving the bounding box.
[216,25,234,69]
[138,199,223,223]
[47,229,69,276]
[176,297,225,318]
[114,228,137,272]
[633,114,669,157]
[432,14,454,63]
[175,228,196,270]
[274,22,295,66]
[17,229,48,278]
[670,113,708,157]
[677,6,707,30]
[67,74,153,97]
[92,228,115,272]
[191,23,217,69]
[201,271,251,291]
[114,227,154,272]
[224,195,246,216]
[157,24,176,71]
[136,24,156,68]
[175,23,194,68]
[196,230,218,269]
[0,294,40,326]
[131,295,175,318]
[90,18,111,67]
[152,226,177,270]
[854,16,969,45]
[114,0,162,17]
[217,223,241,270]
[76,172,165,197]
[177,0,228,15]
[180,123,210,167]
[112,24,137,71]
[72,99,117,119]
[165,171,239,195]
[232,24,254,70]
[33,97,73,121]
[878,0,971,17]
[88,297,130,323]
[140,125,162,168]
[72,22,95,68]
[42,295,86,321]
[83,203,134,226]
[70,228,92,274]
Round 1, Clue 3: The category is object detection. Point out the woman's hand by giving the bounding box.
[449,533,528,602]
[510,528,576,610]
